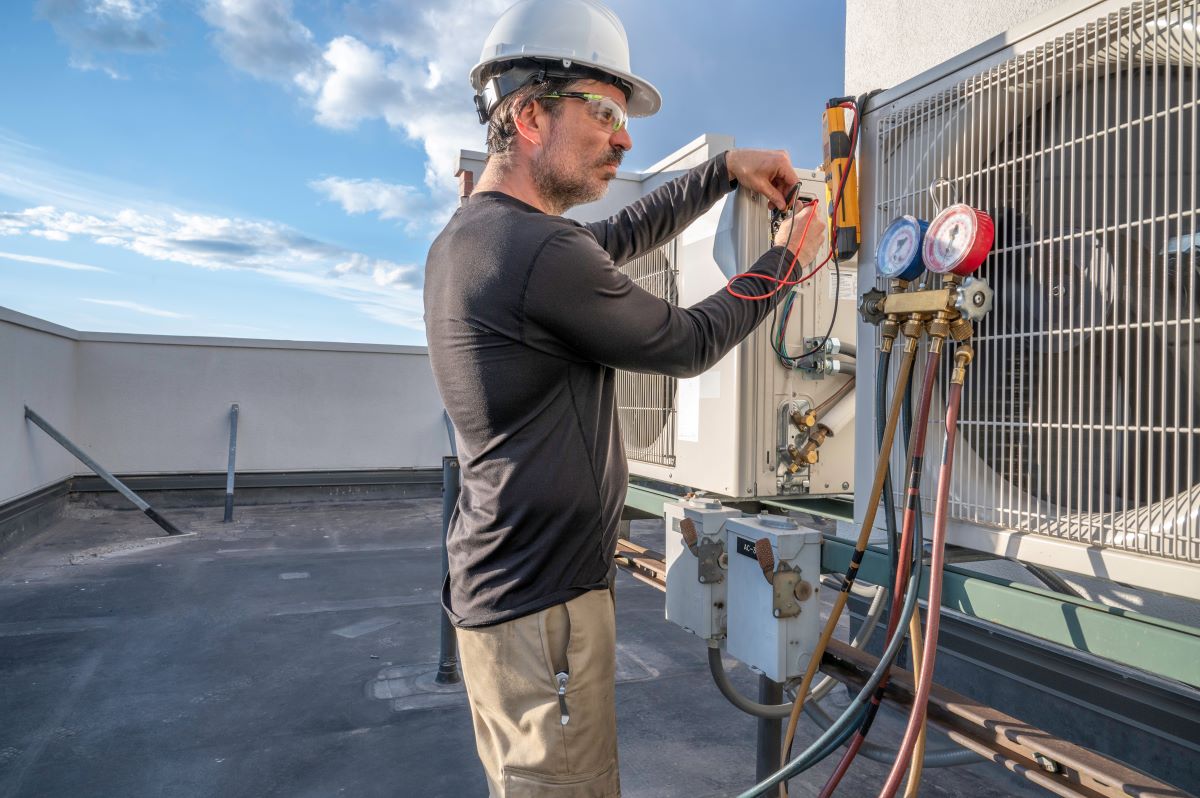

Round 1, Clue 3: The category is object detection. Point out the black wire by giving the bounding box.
[767,192,802,361]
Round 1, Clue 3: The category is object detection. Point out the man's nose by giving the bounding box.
[611,126,632,152]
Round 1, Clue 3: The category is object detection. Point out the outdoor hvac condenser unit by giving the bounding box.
[614,162,859,498]
[855,0,1200,598]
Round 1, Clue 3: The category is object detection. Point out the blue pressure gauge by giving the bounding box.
[875,215,929,281]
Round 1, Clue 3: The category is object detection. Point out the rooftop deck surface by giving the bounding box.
[0,497,1046,797]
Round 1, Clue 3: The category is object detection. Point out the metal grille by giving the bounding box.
[872,0,1200,563]
[616,240,678,467]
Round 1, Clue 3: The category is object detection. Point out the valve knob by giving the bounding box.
[956,276,994,321]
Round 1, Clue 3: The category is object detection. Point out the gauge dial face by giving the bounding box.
[876,215,926,280]
[924,205,980,274]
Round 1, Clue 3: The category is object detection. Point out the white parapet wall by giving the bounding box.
[1,306,448,506]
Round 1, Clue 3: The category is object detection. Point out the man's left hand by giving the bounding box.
[725,149,797,211]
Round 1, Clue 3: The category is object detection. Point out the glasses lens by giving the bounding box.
[587,97,626,132]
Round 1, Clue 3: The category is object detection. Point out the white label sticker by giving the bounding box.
[830,268,858,302]
[677,376,700,443]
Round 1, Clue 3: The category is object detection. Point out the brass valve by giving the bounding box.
[790,410,817,430]
[951,344,975,385]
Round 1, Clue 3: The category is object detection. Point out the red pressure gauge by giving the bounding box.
[923,202,995,276]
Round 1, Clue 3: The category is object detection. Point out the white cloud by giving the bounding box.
[310,176,446,234]
[36,0,164,77]
[0,250,109,272]
[200,0,505,214]
[82,298,189,318]
[200,0,322,86]
[0,135,427,330]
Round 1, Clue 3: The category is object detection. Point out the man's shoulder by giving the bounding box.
[433,195,587,262]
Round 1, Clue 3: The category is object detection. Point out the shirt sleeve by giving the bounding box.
[583,153,736,266]
[521,224,791,378]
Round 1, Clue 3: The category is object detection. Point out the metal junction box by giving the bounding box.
[725,514,823,682]
[664,498,742,640]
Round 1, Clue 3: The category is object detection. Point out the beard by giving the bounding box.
[532,129,624,214]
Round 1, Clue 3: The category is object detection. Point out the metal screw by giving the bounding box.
[973,290,985,307]
[842,481,850,490]
[773,609,781,617]
[699,576,706,583]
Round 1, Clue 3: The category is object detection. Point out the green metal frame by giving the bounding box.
[625,482,1200,689]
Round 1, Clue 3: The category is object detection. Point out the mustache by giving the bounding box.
[598,147,625,168]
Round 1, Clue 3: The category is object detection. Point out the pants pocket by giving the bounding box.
[503,758,620,798]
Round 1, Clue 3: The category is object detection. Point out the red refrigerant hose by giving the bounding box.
[877,346,972,798]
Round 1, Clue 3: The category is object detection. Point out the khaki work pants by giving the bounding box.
[456,588,620,797]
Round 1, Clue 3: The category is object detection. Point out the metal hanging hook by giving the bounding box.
[928,177,960,215]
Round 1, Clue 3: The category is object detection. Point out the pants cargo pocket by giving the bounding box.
[503,759,620,798]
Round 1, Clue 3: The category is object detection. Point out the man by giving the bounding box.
[423,1,825,794]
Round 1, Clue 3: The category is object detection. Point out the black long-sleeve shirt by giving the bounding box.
[424,153,789,627]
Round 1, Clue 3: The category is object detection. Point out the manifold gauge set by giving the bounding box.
[875,178,995,279]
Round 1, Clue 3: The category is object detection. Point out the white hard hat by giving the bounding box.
[470,0,661,121]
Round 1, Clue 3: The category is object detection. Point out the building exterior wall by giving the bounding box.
[1,307,447,505]
[0,309,81,503]
[845,0,1069,95]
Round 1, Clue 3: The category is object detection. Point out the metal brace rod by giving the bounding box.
[24,406,183,536]
[224,403,239,523]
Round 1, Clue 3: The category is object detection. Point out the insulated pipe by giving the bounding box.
[812,377,856,421]
[819,388,856,437]
[878,346,972,798]
[817,339,944,796]
[778,330,921,793]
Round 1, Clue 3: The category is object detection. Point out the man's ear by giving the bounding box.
[513,100,546,148]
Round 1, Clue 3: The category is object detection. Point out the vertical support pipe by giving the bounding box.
[436,455,462,685]
[223,403,239,523]
[24,406,183,536]
[756,676,784,782]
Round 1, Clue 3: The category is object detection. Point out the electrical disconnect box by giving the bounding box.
[664,498,743,640]
[725,514,823,682]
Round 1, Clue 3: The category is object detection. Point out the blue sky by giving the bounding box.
[0,0,846,345]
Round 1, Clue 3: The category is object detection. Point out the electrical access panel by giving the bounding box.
[725,514,823,682]
[664,498,743,640]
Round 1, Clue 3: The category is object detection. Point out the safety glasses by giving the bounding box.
[541,92,628,132]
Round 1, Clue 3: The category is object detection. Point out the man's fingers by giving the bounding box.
[762,183,787,210]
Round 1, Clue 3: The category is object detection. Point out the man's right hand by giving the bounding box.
[773,203,827,266]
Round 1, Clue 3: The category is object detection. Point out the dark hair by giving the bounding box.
[485,77,574,161]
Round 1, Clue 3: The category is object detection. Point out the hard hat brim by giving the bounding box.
[470,56,661,118]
